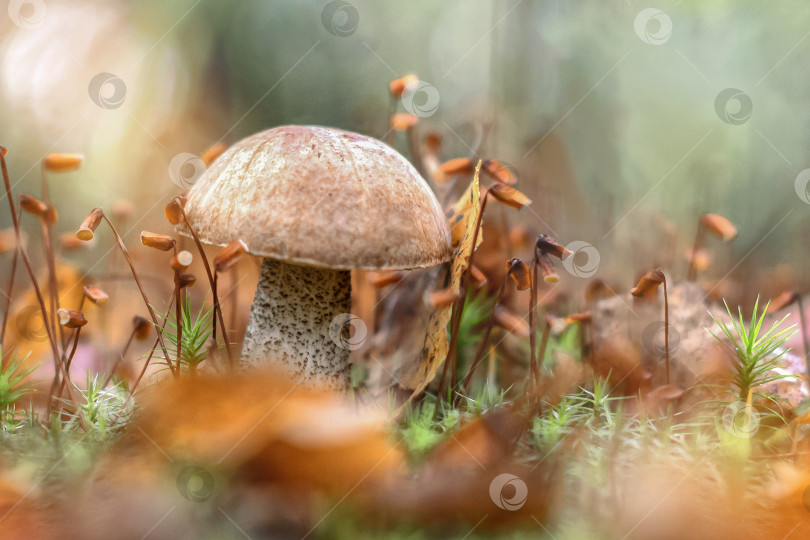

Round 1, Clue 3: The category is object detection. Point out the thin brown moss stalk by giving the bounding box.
[212,272,219,345]
[229,267,238,331]
[128,295,174,399]
[460,279,507,396]
[528,259,540,390]
[686,221,704,282]
[438,174,530,401]
[0,205,21,345]
[99,214,177,378]
[177,205,234,368]
[0,150,80,412]
[772,291,809,379]
[663,278,669,384]
[460,257,530,397]
[56,326,82,399]
[169,250,189,376]
[19,195,62,349]
[436,301,463,406]
[632,268,669,384]
[437,188,490,403]
[102,324,137,388]
[687,213,737,281]
[529,236,569,391]
[405,123,433,191]
[175,270,182,374]
[537,316,551,380]
[796,295,810,378]
[39,163,66,352]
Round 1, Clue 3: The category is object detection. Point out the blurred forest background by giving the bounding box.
[1,0,809,301]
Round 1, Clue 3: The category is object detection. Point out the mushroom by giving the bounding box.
[180,125,452,389]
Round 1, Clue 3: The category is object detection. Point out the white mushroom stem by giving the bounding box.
[241,258,352,389]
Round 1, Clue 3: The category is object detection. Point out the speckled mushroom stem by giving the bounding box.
[241,258,352,389]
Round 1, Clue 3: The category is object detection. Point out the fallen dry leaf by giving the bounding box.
[535,350,590,405]
[129,370,402,490]
[395,164,482,400]
[592,336,652,394]
[429,407,528,471]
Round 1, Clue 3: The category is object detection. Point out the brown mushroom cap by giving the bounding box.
[181,125,452,270]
